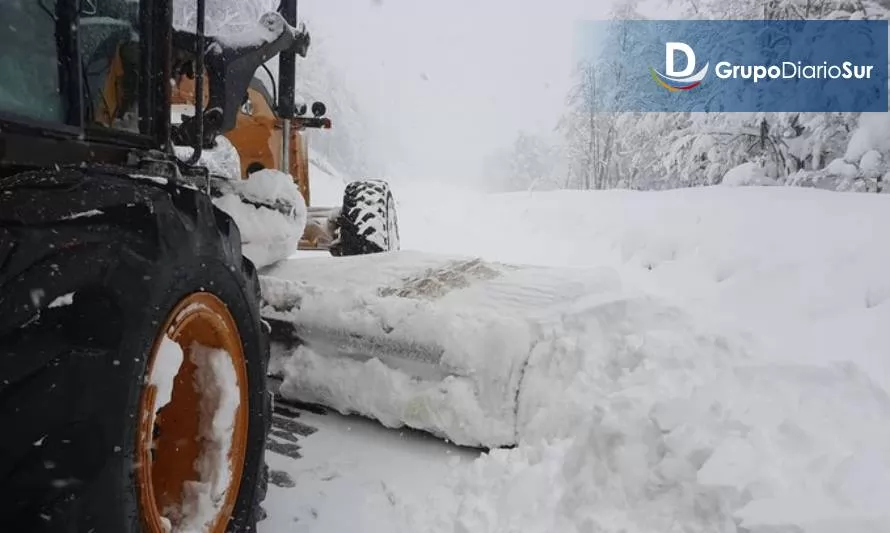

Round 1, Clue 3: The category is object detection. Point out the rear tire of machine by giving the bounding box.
[0,168,270,533]
[330,179,400,256]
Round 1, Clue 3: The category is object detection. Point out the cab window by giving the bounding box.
[78,0,143,133]
[0,0,67,123]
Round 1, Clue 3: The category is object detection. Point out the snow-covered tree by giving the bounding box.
[554,0,890,192]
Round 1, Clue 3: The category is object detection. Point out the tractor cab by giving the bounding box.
[0,0,167,174]
[1,0,310,180]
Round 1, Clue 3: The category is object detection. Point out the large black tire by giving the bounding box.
[330,179,400,256]
[0,167,270,532]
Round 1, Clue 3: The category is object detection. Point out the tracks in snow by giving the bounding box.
[266,375,325,486]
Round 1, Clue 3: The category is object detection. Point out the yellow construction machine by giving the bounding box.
[0,1,320,531]
[171,40,400,257]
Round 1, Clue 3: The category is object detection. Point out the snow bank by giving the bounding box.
[212,169,307,269]
[389,185,890,533]
[279,345,514,446]
[265,254,623,446]
[408,360,890,533]
[398,187,890,387]
[260,184,890,532]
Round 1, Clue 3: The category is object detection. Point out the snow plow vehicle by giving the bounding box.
[171,42,400,258]
[224,76,401,257]
[0,2,557,531]
[221,73,401,257]
[0,1,317,531]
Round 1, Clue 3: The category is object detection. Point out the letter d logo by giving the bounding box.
[650,41,709,92]
[666,42,695,77]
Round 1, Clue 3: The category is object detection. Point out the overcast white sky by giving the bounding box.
[298,0,616,182]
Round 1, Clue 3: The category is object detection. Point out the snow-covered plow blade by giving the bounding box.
[259,251,622,447]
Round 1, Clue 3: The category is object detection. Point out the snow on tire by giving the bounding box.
[331,179,400,256]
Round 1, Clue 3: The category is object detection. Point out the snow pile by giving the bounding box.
[237,168,305,208]
[213,194,303,269]
[721,162,777,187]
[409,360,890,533]
[177,343,242,533]
[398,188,890,368]
[212,169,307,269]
[401,441,571,533]
[265,252,627,446]
[257,184,890,531]
[264,254,611,446]
[279,345,515,446]
[387,185,890,533]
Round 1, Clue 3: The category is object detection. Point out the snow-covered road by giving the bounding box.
[261,179,890,533]
[259,402,479,533]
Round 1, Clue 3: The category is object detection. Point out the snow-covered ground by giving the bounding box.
[260,408,478,533]
[397,183,890,390]
[262,181,890,533]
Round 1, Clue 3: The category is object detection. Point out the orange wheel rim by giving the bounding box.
[137,293,250,533]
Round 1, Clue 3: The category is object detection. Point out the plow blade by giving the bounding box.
[259,251,622,447]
